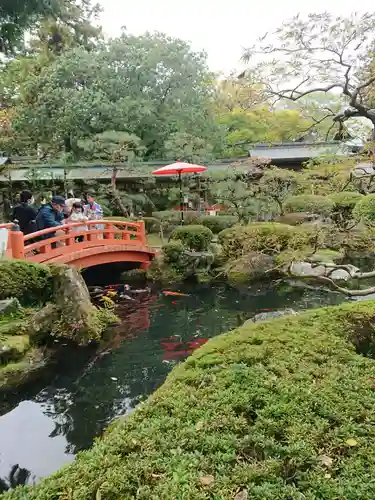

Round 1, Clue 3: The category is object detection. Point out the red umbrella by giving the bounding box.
[152,161,207,224]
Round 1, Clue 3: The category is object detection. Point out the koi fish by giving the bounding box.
[160,341,184,350]
[187,339,208,350]
[162,291,189,297]
[162,350,192,360]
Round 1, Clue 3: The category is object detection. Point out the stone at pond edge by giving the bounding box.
[291,261,359,281]
[0,298,21,317]
[0,347,47,390]
[246,309,298,324]
[30,267,118,346]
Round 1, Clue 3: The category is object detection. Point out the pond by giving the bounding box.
[0,281,347,491]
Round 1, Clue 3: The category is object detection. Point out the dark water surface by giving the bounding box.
[0,282,346,490]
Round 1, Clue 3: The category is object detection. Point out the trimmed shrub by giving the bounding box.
[353,194,375,226]
[162,240,185,265]
[330,192,364,230]
[218,222,312,259]
[330,191,364,211]
[285,194,334,216]
[171,225,213,251]
[0,260,52,305]
[11,300,375,499]
[197,215,237,234]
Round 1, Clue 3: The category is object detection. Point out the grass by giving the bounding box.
[6,300,375,499]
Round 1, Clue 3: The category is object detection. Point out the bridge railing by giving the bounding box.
[5,219,147,261]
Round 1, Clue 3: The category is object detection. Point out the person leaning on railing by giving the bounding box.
[35,196,67,247]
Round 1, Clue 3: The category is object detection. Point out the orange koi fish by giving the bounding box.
[162,291,189,297]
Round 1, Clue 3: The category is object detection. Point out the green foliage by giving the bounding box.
[285,194,334,216]
[330,192,364,211]
[9,300,375,499]
[197,215,237,234]
[0,260,52,305]
[13,32,220,158]
[171,225,213,251]
[258,168,298,215]
[162,240,186,265]
[218,222,313,259]
[330,192,364,230]
[353,194,375,226]
[218,107,316,157]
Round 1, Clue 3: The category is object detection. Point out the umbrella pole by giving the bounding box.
[179,172,184,225]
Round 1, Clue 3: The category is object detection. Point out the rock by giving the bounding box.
[290,262,359,281]
[0,298,21,317]
[352,162,375,178]
[228,253,275,283]
[30,267,118,345]
[245,309,297,325]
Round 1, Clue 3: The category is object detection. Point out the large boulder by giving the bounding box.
[0,298,21,317]
[30,267,118,345]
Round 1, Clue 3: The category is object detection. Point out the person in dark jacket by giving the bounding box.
[36,196,66,240]
[12,190,37,235]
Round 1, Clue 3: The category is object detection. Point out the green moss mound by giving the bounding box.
[285,194,334,216]
[218,222,312,260]
[171,225,213,251]
[197,215,238,234]
[8,300,375,499]
[0,260,52,305]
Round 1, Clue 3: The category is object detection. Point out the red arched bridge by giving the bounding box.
[0,220,155,269]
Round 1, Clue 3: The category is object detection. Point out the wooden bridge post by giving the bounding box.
[10,225,25,259]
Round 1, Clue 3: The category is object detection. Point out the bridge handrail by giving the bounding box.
[23,219,143,243]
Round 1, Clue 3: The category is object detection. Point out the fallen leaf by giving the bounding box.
[196,420,204,431]
[319,455,333,467]
[199,475,215,486]
[346,438,358,447]
[324,473,331,479]
[235,489,248,500]
[151,473,164,479]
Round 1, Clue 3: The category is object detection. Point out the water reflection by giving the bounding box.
[0,283,346,486]
[0,465,31,493]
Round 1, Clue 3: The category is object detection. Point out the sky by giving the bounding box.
[99,0,375,74]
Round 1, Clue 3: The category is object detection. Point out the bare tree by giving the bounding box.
[242,12,375,139]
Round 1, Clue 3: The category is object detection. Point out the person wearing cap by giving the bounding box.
[36,196,66,241]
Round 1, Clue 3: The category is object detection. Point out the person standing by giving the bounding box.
[12,190,37,235]
[66,202,88,242]
[84,192,104,233]
[84,193,103,220]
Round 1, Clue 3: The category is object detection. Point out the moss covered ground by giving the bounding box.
[5,300,375,499]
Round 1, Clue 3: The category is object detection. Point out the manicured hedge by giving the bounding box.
[197,215,238,234]
[0,260,52,305]
[8,300,375,499]
[285,194,334,216]
[218,222,311,259]
[171,225,213,251]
